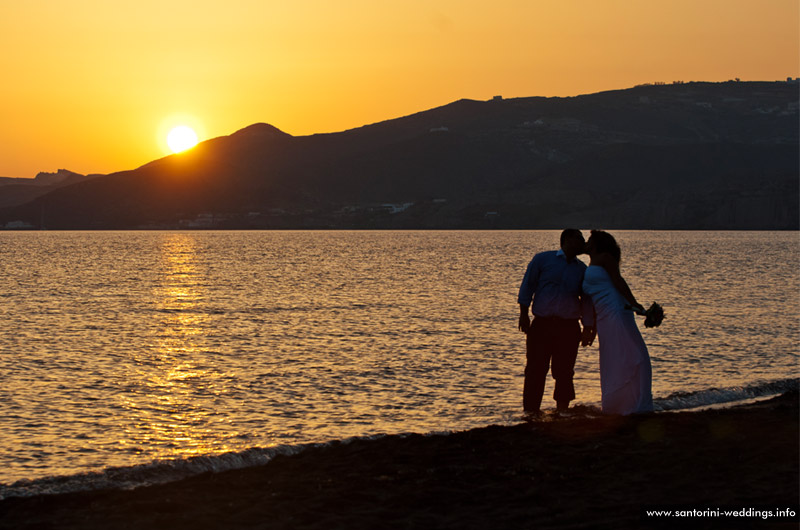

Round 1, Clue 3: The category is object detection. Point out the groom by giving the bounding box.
[518,229,595,412]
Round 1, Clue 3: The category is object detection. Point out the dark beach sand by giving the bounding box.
[1,393,797,530]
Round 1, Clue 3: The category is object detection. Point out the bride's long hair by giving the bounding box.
[589,230,621,263]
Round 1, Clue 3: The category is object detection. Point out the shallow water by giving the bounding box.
[0,230,797,488]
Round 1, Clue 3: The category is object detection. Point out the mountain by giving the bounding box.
[1,81,797,230]
[0,170,98,210]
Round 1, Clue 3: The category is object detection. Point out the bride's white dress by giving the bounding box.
[582,265,653,415]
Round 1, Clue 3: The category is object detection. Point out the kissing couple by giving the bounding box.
[517,229,661,416]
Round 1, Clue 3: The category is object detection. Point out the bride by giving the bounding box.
[582,230,654,415]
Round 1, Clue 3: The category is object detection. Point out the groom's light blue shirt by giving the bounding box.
[518,249,594,327]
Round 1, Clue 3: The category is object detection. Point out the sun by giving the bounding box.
[166,125,199,153]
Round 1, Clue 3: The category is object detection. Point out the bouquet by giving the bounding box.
[627,302,665,328]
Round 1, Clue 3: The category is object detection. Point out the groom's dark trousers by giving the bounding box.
[524,316,581,412]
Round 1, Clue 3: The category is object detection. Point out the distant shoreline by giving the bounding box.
[1,82,797,231]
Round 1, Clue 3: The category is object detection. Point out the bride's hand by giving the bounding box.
[625,303,646,315]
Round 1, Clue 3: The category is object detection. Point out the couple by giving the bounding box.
[517,229,653,416]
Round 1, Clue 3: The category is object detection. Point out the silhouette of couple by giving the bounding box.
[518,229,653,415]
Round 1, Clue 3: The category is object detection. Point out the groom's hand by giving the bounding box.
[581,326,596,346]
[518,313,531,333]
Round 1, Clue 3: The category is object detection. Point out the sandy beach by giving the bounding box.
[1,392,797,530]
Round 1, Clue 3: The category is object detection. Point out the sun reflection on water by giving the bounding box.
[119,234,234,458]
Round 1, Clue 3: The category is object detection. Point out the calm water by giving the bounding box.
[0,231,798,492]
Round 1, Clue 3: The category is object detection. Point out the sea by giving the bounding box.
[0,230,797,499]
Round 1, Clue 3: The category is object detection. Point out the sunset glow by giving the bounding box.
[1,0,798,178]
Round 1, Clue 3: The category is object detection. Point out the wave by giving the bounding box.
[2,379,796,502]
[653,377,798,411]
[0,438,372,502]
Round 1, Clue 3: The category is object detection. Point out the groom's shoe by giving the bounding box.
[556,401,570,411]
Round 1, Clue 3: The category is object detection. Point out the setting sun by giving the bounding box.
[167,126,199,154]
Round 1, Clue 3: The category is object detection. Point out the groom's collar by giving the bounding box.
[557,249,578,263]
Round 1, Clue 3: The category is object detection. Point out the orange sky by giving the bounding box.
[1,0,798,178]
